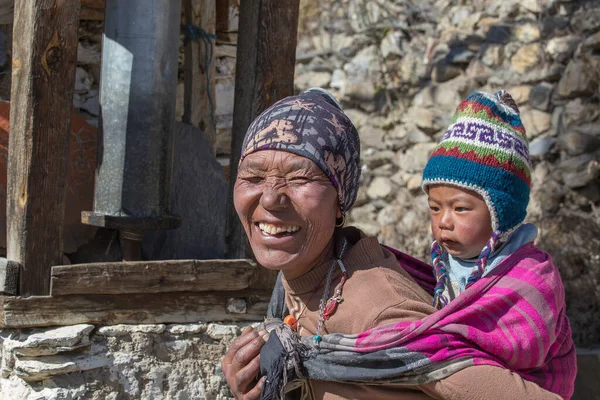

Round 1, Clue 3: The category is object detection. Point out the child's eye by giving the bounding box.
[455,207,469,212]
[429,206,440,213]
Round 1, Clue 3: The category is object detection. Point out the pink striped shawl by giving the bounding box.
[365,242,577,398]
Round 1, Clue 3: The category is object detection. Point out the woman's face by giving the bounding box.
[234,150,341,280]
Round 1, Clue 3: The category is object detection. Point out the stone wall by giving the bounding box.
[0,323,243,400]
[294,0,600,347]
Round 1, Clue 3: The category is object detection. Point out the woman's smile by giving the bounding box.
[234,150,341,279]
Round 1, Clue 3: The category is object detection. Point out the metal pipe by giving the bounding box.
[83,0,181,237]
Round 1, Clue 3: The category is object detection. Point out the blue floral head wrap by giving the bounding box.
[240,88,361,214]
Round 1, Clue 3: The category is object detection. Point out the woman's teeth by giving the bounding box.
[258,222,300,235]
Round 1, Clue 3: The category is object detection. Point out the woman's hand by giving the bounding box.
[221,326,269,400]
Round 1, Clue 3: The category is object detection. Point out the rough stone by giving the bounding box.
[294,71,332,91]
[97,324,166,337]
[206,324,241,340]
[582,31,600,51]
[413,84,462,113]
[511,43,542,73]
[512,22,541,43]
[559,131,600,156]
[352,221,381,237]
[529,135,557,158]
[340,45,381,101]
[80,91,99,116]
[486,24,512,44]
[564,99,600,127]
[329,68,346,90]
[557,60,596,98]
[545,35,582,63]
[536,214,600,346]
[74,67,93,94]
[226,298,247,314]
[394,143,438,172]
[4,325,94,357]
[166,323,208,335]
[14,355,111,382]
[506,85,533,105]
[431,61,463,83]
[570,8,600,34]
[377,205,401,226]
[366,177,394,200]
[520,0,547,13]
[363,149,395,169]
[519,106,552,138]
[380,31,404,59]
[528,82,553,111]
[481,45,504,67]
[560,152,600,189]
[359,126,386,150]
[77,42,101,65]
[403,107,444,135]
[143,122,227,260]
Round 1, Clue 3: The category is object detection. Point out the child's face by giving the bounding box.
[428,185,494,259]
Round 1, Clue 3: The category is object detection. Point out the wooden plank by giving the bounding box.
[183,0,216,150]
[7,0,80,296]
[80,0,103,19]
[50,259,257,296]
[0,258,19,295]
[225,0,300,291]
[216,0,239,33]
[0,290,271,328]
[0,0,101,23]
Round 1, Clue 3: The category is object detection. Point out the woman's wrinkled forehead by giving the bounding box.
[239,89,361,214]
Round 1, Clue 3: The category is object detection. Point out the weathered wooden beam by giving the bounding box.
[0,290,270,328]
[7,0,80,296]
[225,0,300,274]
[0,0,101,23]
[0,258,19,295]
[183,0,217,150]
[50,259,257,296]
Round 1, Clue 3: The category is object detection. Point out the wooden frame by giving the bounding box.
[0,0,301,327]
[7,0,80,296]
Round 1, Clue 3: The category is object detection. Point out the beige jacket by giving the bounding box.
[282,229,560,400]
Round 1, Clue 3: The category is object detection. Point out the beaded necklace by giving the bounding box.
[314,238,348,345]
[283,238,349,345]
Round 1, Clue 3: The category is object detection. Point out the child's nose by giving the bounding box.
[438,210,453,229]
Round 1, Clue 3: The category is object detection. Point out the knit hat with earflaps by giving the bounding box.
[421,90,532,308]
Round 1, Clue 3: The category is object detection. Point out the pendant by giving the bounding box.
[283,315,298,331]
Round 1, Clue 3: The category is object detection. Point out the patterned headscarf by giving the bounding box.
[240,88,361,214]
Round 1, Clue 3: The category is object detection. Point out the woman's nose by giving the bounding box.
[260,184,289,210]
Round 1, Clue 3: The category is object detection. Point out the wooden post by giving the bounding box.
[183,0,217,151]
[225,0,300,288]
[7,0,80,296]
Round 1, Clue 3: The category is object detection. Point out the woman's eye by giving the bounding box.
[241,176,263,184]
[289,177,310,185]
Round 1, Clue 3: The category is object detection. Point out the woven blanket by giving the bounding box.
[261,243,576,399]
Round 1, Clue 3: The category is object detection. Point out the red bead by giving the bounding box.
[283,315,298,330]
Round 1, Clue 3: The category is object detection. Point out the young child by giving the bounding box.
[422,89,550,308]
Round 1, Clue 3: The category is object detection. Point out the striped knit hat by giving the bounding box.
[421,90,531,308]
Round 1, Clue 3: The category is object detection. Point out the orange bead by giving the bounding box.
[283,315,298,330]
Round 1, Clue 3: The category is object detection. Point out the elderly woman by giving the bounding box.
[221,89,560,400]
